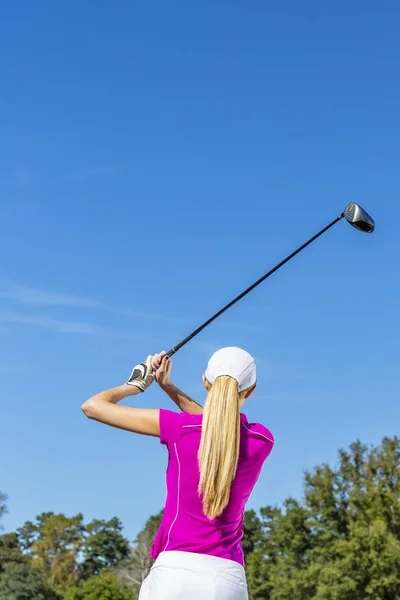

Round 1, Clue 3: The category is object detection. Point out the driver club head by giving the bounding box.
[343,203,375,233]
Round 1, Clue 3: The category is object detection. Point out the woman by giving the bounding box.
[82,346,274,599]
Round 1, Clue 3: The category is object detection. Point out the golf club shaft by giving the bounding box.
[166,212,345,356]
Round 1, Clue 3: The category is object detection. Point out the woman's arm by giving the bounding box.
[159,381,203,414]
[81,355,161,436]
[81,384,160,436]
[155,354,203,414]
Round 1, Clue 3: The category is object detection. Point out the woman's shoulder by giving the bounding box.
[241,414,274,445]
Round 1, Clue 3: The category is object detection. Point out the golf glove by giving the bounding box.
[126,356,155,392]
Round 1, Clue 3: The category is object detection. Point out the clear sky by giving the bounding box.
[1,1,399,543]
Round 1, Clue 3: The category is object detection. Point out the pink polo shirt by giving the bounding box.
[151,410,274,566]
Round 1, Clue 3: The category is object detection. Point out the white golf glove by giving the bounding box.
[126,356,155,392]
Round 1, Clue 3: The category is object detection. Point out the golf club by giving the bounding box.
[128,202,374,384]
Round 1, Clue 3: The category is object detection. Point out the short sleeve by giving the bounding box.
[159,409,185,446]
[243,420,274,466]
[258,426,274,465]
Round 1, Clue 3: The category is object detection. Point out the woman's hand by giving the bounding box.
[126,355,155,392]
[153,352,172,388]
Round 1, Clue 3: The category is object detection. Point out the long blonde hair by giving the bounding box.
[198,375,242,520]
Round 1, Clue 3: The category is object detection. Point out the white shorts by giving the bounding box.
[139,550,248,600]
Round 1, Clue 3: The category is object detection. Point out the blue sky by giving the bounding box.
[1,1,399,542]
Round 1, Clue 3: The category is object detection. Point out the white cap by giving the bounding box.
[205,347,256,392]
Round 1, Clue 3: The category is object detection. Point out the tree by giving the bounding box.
[244,436,400,600]
[243,510,264,558]
[304,437,400,599]
[17,512,84,596]
[0,532,25,574]
[118,511,163,598]
[64,570,133,600]
[0,563,59,600]
[245,502,313,600]
[17,518,38,553]
[11,512,133,596]
[80,517,129,578]
[313,518,400,600]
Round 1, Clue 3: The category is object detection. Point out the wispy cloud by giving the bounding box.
[0,309,167,345]
[0,279,102,309]
[0,278,182,322]
[0,308,114,335]
[0,278,186,340]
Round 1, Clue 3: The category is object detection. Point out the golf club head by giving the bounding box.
[343,203,375,233]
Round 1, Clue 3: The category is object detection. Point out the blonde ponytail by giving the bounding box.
[198,376,241,520]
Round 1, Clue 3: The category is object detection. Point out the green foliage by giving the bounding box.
[4,511,131,598]
[0,562,59,600]
[80,518,129,578]
[0,532,26,574]
[18,512,84,596]
[17,518,38,553]
[64,570,133,600]
[244,436,400,600]
[3,435,400,599]
[243,510,264,556]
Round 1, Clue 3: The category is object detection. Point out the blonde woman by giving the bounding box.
[82,347,274,599]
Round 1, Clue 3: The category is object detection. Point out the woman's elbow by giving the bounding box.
[81,398,97,419]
